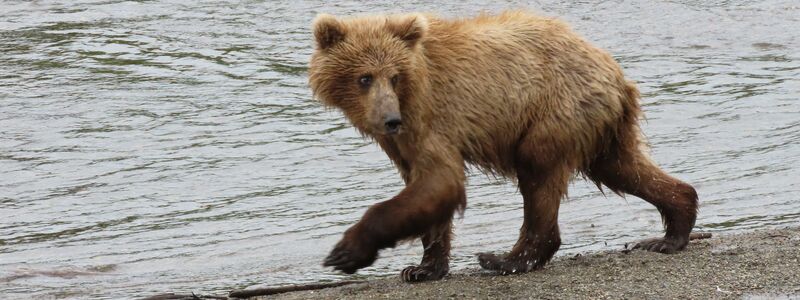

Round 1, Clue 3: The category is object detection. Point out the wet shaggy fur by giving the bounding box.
[308,11,698,282]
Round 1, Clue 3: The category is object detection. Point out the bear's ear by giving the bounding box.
[313,14,345,50]
[388,14,428,48]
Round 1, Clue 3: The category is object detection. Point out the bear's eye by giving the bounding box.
[358,75,373,88]
[390,74,400,86]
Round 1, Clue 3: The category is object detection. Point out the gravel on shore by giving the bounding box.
[252,227,800,299]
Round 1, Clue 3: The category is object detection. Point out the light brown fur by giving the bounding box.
[309,11,698,281]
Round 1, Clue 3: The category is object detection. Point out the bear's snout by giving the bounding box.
[383,113,402,135]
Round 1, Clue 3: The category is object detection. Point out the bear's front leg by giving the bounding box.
[324,158,466,275]
[478,157,569,274]
[401,220,452,282]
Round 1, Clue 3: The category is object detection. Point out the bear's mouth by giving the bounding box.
[371,124,402,136]
[376,127,402,136]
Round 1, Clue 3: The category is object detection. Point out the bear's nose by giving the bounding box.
[383,114,402,134]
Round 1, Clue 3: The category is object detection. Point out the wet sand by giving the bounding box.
[246,227,800,299]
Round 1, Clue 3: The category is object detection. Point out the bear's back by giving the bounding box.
[421,11,634,174]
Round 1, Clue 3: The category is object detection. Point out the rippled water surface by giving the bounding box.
[1,1,799,299]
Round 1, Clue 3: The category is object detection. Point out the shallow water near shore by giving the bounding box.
[1,1,799,299]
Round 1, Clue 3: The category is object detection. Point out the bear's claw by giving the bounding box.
[324,249,362,274]
[323,250,351,271]
[401,265,447,282]
[323,234,378,274]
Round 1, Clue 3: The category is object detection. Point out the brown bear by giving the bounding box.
[308,11,698,282]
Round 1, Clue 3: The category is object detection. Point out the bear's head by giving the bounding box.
[309,13,429,136]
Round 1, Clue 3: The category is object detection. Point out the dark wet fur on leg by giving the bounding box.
[401,220,452,282]
[324,168,466,275]
[587,115,698,255]
[477,130,568,274]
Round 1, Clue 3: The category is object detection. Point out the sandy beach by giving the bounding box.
[249,227,800,299]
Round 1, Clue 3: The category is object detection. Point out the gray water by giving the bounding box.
[1,1,798,299]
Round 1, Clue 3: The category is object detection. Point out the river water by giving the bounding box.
[1,1,798,299]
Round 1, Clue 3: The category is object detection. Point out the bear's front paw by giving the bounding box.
[401,264,447,282]
[323,232,378,274]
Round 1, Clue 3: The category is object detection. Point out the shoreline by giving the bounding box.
[258,227,800,299]
[144,227,800,299]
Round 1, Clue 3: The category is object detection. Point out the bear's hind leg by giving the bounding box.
[478,165,568,274]
[587,139,698,253]
[401,220,452,282]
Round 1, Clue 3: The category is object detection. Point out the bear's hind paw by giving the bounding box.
[632,237,688,254]
[477,252,540,274]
